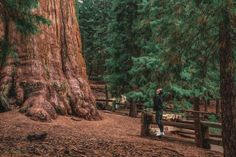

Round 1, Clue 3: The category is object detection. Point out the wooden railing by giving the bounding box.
[141,111,222,149]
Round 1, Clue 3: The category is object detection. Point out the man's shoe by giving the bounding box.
[156,132,165,137]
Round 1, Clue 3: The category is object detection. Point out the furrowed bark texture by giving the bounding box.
[219,10,236,157]
[0,0,101,121]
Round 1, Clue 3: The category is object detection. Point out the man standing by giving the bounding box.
[153,88,165,136]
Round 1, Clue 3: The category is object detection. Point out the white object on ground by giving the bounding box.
[156,131,165,137]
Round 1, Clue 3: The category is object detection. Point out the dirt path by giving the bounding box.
[0,110,223,157]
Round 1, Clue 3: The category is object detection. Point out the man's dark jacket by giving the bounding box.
[153,94,163,111]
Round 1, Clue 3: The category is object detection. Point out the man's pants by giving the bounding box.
[156,110,164,132]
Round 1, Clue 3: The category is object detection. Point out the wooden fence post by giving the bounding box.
[200,124,211,149]
[105,85,109,107]
[216,99,221,118]
[129,101,138,118]
[141,111,151,136]
[194,101,200,147]
[194,99,211,149]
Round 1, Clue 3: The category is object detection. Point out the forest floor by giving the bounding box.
[0,110,223,157]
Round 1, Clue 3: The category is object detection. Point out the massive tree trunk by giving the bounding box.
[0,0,101,121]
[219,8,236,157]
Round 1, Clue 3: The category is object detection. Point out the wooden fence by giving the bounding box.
[141,111,222,149]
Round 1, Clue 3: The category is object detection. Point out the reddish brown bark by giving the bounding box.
[219,8,236,157]
[0,0,101,121]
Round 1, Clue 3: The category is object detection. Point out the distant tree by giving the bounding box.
[76,0,111,80]
[105,0,139,97]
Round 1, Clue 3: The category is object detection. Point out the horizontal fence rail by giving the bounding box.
[141,111,222,149]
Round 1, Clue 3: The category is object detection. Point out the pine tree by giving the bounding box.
[105,0,139,97]
[219,1,236,156]
[75,0,111,80]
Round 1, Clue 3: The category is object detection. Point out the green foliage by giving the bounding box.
[1,0,50,35]
[77,0,236,111]
[208,114,221,135]
[0,39,16,66]
[105,0,140,97]
[123,0,227,109]
[208,114,218,122]
[75,0,111,79]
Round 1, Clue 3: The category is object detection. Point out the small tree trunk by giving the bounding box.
[141,111,151,136]
[0,0,101,121]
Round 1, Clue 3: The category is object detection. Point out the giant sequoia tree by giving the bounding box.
[0,0,101,121]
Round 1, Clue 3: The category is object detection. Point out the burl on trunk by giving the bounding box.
[0,0,101,121]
